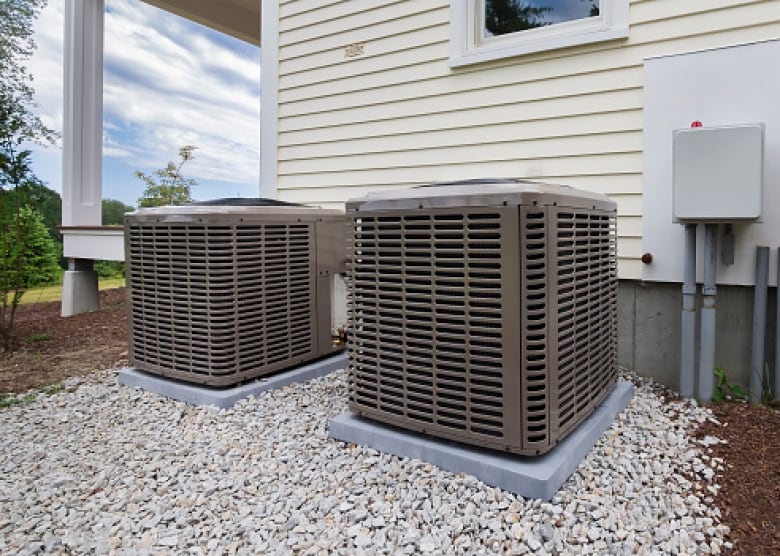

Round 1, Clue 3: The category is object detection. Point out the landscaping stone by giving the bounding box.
[0,369,729,554]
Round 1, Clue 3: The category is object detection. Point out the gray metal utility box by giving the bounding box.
[346,180,618,455]
[125,200,345,387]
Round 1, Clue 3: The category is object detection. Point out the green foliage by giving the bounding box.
[0,392,37,409]
[94,260,125,279]
[484,0,551,35]
[0,0,56,151]
[713,366,746,402]
[1,205,61,287]
[0,0,63,351]
[0,203,61,351]
[136,145,198,208]
[483,0,598,36]
[25,331,51,342]
[0,382,64,410]
[102,198,134,225]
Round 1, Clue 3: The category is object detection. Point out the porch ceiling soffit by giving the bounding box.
[140,0,260,45]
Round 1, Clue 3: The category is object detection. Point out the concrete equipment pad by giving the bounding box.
[118,352,347,409]
[330,381,634,500]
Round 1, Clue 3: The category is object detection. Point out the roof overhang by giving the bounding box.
[141,0,260,45]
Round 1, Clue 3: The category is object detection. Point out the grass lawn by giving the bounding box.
[19,277,126,305]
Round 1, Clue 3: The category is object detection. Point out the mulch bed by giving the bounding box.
[0,288,128,393]
[696,401,780,555]
[1,289,778,554]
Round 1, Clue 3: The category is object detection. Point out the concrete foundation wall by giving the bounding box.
[618,280,777,393]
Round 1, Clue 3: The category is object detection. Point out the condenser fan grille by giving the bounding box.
[347,200,617,456]
[127,222,315,385]
[554,209,618,434]
[350,210,506,439]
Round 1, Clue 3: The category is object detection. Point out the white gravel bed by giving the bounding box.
[0,369,729,555]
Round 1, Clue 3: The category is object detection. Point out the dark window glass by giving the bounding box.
[484,0,600,37]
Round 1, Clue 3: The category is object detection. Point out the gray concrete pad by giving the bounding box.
[118,352,347,409]
[330,381,634,500]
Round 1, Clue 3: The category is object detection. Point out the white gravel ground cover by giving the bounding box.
[0,368,729,555]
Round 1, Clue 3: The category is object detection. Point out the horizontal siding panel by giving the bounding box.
[280,1,425,47]
[280,42,448,93]
[279,88,643,136]
[279,0,344,20]
[279,94,643,143]
[629,0,765,25]
[279,175,642,203]
[278,182,642,206]
[618,237,643,258]
[279,66,642,120]
[278,133,641,174]
[627,1,779,45]
[279,19,778,101]
[279,112,642,156]
[275,0,780,282]
[280,7,447,64]
[617,216,642,237]
[617,258,642,280]
[277,153,642,187]
[280,25,447,79]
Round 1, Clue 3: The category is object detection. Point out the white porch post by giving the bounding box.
[61,0,104,316]
[260,0,278,199]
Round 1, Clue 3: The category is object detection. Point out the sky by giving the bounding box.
[26,0,262,209]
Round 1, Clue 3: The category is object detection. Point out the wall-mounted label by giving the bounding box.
[344,43,365,58]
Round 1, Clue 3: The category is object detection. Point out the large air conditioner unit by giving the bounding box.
[124,199,346,387]
[346,180,618,455]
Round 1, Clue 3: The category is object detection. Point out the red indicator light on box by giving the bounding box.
[691,120,703,128]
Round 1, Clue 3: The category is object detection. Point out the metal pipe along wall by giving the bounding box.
[680,224,697,398]
[750,246,769,404]
[697,224,718,401]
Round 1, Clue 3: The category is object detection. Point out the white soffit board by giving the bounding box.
[643,40,780,286]
[140,0,260,45]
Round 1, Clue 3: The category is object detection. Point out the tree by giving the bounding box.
[0,0,56,150]
[102,198,134,225]
[484,0,551,36]
[136,145,198,207]
[0,204,61,351]
[95,200,134,279]
[0,0,59,351]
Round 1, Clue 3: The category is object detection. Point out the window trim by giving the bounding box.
[449,0,630,68]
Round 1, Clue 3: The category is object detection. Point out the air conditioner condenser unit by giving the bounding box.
[346,180,618,455]
[124,199,346,387]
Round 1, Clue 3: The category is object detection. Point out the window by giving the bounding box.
[449,0,629,67]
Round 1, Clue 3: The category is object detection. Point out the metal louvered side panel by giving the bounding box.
[348,209,520,451]
[127,221,316,386]
[262,224,314,365]
[554,208,618,440]
[519,208,552,453]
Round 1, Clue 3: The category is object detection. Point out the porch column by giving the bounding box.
[61,0,104,316]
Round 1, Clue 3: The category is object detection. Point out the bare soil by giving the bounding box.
[0,290,778,554]
[0,288,128,393]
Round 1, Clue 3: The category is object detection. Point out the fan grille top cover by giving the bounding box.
[125,203,345,386]
[346,180,618,455]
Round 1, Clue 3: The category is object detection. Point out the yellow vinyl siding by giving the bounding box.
[275,0,780,279]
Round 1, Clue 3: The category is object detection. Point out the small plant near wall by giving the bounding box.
[712,366,746,402]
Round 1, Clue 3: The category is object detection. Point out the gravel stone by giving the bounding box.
[0,368,729,554]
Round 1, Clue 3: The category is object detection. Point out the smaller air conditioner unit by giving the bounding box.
[125,199,346,387]
[346,180,618,455]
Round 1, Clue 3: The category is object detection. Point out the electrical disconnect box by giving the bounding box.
[673,123,764,222]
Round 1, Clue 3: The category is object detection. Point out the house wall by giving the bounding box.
[275,0,780,281]
[272,0,780,392]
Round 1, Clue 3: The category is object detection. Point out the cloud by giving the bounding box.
[26,0,261,199]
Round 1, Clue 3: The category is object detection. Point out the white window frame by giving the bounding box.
[449,0,629,67]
